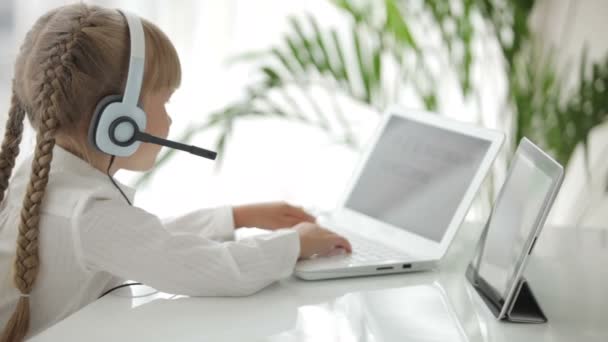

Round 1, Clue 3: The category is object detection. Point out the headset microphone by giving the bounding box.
[108,116,217,160]
[137,132,217,160]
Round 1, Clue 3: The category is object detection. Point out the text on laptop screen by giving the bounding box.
[477,152,554,298]
[345,115,491,242]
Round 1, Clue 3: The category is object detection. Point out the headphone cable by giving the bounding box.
[106,155,132,206]
[98,282,143,299]
[101,155,140,298]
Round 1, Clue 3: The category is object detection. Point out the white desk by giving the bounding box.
[32,222,608,341]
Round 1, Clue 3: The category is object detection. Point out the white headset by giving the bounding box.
[88,10,147,157]
[88,10,216,160]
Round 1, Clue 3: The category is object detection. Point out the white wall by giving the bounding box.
[532,0,608,228]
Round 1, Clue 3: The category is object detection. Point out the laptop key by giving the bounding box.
[339,233,410,263]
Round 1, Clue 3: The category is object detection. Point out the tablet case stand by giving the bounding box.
[466,264,547,323]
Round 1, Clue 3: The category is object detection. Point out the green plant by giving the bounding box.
[134,0,608,189]
[554,52,608,167]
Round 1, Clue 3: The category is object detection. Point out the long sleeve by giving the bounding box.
[74,200,300,297]
[161,206,235,241]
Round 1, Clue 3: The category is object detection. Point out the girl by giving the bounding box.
[0,4,351,341]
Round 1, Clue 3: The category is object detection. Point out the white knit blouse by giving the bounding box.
[0,146,300,338]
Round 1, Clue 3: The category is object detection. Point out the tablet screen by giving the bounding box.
[477,152,554,299]
[345,115,491,242]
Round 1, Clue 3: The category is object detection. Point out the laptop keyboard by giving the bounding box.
[330,231,411,263]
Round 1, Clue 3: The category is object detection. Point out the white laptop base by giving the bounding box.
[295,215,438,280]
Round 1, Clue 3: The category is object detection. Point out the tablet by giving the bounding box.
[472,138,563,319]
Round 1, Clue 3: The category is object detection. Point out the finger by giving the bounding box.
[282,215,314,227]
[286,207,316,222]
[321,234,352,253]
[324,230,351,251]
[277,217,302,228]
[284,203,313,216]
[334,237,352,253]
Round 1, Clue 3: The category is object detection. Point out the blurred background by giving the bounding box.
[0,0,606,228]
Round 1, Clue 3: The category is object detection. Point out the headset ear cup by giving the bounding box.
[89,94,123,151]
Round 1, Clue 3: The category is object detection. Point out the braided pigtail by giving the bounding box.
[0,15,77,342]
[0,109,59,342]
[0,90,26,203]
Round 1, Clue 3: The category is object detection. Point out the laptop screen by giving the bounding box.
[345,115,491,242]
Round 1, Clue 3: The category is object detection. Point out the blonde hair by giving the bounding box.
[1,4,181,341]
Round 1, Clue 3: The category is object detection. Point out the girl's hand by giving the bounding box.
[233,202,316,230]
[294,222,352,259]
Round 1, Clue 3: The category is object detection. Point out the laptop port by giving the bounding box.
[376,266,394,271]
[402,264,412,269]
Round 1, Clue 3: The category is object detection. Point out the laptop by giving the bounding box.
[295,107,504,280]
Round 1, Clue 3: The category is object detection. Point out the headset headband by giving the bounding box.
[118,10,145,107]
